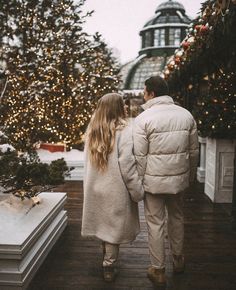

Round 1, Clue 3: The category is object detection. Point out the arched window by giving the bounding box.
[154,29,165,47]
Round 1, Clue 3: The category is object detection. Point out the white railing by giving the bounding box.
[197,136,207,183]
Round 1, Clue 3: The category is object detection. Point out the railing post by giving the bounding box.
[197,136,207,183]
[232,143,236,231]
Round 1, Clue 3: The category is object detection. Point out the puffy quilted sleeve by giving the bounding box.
[117,124,144,202]
[132,116,148,179]
[189,119,199,182]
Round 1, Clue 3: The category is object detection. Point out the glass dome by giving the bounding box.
[156,0,185,13]
[120,0,191,91]
[123,57,166,90]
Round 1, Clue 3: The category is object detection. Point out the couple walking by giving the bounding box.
[81,76,199,286]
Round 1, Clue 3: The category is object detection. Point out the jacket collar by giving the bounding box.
[141,95,174,111]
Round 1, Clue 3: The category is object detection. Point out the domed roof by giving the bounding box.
[143,0,191,27]
[120,56,167,90]
[156,0,185,13]
[120,0,191,91]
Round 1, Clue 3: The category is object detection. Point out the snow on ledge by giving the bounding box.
[37,149,84,164]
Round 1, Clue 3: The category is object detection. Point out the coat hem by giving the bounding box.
[81,231,140,245]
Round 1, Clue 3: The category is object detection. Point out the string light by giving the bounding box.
[0,0,120,150]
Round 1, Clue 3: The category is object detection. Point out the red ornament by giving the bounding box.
[200,25,209,33]
[174,57,181,65]
[182,41,190,50]
[195,24,202,31]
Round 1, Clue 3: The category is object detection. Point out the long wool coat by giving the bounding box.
[81,123,144,244]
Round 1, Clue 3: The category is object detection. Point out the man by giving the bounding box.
[133,76,199,286]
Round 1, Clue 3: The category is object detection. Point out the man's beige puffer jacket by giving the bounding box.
[133,95,199,194]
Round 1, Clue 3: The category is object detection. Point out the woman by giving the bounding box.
[81,93,144,282]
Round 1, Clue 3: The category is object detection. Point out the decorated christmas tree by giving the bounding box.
[0,0,41,150]
[0,0,120,150]
[193,69,236,138]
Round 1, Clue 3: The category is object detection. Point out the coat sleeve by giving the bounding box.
[132,117,148,179]
[189,119,199,182]
[118,125,144,202]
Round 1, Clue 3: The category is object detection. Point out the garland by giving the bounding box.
[163,0,236,138]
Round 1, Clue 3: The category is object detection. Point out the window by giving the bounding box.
[169,28,181,46]
[154,29,165,47]
[144,31,152,47]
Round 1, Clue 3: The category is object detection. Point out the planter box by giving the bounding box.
[204,138,236,203]
[40,143,66,153]
[0,192,67,290]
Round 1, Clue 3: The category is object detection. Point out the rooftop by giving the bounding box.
[156,0,185,13]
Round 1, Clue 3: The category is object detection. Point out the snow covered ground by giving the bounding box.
[37,148,84,163]
[37,149,85,181]
[0,145,85,181]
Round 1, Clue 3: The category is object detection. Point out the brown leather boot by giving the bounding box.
[147,266,166,286]
[173,255,185,274]
[103,266,117,282]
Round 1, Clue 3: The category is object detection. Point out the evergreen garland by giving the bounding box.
[164,0,236,138]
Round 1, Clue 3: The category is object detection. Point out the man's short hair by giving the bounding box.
[145,75,169,97]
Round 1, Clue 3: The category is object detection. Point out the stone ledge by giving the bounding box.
[0,192,67,290]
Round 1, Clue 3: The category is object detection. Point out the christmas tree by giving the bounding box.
[193,69,236,138]
[0,0,40,150]
[75,32,120,139]
[0,0,120,150]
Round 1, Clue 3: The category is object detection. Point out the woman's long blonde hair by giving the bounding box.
[86,93,126,171]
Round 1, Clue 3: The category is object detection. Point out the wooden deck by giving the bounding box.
[29,181,236,290]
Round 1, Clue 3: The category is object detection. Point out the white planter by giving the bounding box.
[204,138,236,203]
[197,136,207,183]
[0,192,67,290]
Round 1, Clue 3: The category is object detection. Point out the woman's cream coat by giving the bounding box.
[133,96,199,194]
[81,124,144,244]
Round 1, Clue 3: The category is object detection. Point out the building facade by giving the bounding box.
[120,0,191,92]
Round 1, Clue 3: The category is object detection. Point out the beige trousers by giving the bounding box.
[144,192,184,269]
[102,242,119,267]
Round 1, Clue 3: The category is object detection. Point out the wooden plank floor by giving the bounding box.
[28,181,236,290]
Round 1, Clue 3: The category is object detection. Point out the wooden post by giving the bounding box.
[232,143,236,231]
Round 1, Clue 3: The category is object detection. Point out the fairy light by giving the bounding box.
[0,0,120,150]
